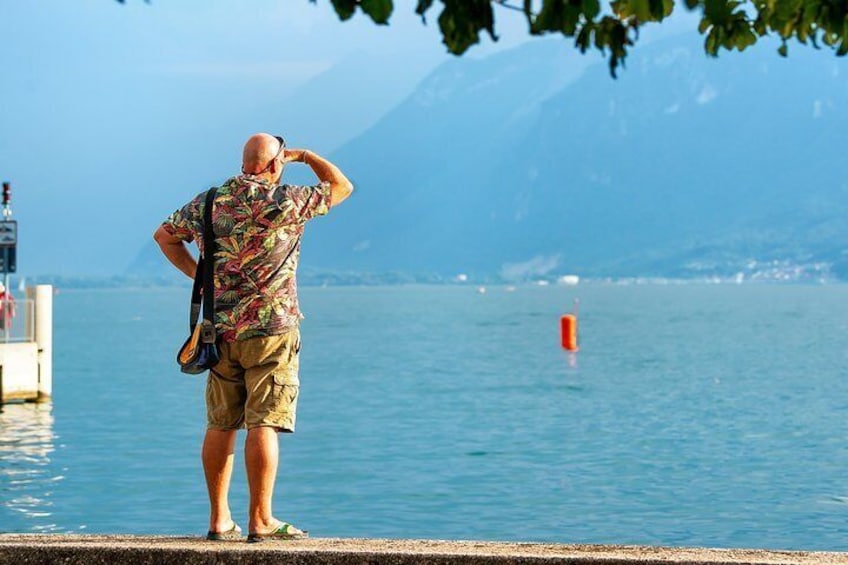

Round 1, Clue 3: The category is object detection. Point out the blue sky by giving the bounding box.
[0,1,532,275]
[0,1,700,276]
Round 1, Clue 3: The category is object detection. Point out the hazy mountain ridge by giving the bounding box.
[302,34,848,281]
[132,35,848,283]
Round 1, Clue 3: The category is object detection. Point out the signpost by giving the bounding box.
[0,220,17,274]
[1,183,14,273]
[1,183,15,343]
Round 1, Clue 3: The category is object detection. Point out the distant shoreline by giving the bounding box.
[9,274,846,291]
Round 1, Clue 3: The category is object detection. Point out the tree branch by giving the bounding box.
[114,0,848,78]
[493,0,526,12]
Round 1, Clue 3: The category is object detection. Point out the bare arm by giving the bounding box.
[285,149,353,207]
[153,225,197,279]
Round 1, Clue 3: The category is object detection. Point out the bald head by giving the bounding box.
[242,133,283,175]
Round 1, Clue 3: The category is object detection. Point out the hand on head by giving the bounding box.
[280,148,307,165]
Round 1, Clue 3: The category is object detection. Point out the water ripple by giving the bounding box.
[0,403,61,530]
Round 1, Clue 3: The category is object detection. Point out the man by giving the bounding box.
[154,133,353,542]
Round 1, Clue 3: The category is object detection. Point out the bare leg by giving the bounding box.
[202,429,237,532]
[245,425,281,533]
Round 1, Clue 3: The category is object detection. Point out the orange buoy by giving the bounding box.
[560,314,579,352]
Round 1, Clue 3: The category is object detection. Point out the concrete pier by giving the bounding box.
[0,285,52,403]
[0,535,846,565]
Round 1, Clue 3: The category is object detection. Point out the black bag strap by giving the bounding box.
[202,187,217,327]
[189,258,203,331]
[189,187,218,344]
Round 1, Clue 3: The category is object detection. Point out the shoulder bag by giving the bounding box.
[177,187,221,374]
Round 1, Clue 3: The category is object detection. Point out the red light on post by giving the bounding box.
[2,183,9,207]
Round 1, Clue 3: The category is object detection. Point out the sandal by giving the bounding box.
[206,521,243,541]
[247,521,308,543]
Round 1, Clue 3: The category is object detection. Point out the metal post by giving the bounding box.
[3,275,8,344]
[32,285,52,401]
[2,182,10,345]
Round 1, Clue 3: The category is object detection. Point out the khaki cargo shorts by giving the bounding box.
[206,328,301,432]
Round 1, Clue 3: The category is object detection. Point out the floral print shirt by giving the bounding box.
[162,175,331,342]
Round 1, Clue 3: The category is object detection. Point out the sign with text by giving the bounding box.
[0,247,16,273]
[0,221,16,247]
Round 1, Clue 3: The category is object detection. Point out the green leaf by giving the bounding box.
[534,0,566,33]
[575,23,593,51]
[330,0,357,20]
[561,2,582,34]
[648,0,668,20]
[295,0,848,78]
[415,0,435,20]
[582,0,601,20]
[752,15,766,35]
[613,0,660,21]
[632,0,654,20]
[360,0,393,24]
[705,29,719,55]
[437,0,497,54]
[736,27,757,49]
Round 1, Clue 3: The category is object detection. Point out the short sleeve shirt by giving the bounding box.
[162,175,331,342]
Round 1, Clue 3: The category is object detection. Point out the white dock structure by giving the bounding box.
[0,285,53,403]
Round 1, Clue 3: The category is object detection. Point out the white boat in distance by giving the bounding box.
[557,275,580,286]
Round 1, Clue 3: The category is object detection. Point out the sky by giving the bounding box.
[0,1,533,275]
[0,1,698,276]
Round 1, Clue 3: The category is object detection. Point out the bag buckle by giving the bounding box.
[200,319,217,344]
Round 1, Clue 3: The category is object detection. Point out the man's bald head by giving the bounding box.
[242,133,284,176]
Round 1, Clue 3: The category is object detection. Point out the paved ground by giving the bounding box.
[0,535,847,565]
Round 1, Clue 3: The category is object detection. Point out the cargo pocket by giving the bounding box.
[270,374,299,432]
[272,372,299,397]
[272,372,286,397]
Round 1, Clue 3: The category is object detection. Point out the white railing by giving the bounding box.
[0,297,34,343]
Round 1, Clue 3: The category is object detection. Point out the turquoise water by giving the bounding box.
[1,284,848,550]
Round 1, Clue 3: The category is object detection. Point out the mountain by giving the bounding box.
[301,35,848,281]
[133,35,848,282]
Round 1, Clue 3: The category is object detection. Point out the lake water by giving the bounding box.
[1,284,847,550]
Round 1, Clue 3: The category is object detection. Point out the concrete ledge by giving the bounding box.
[1,535,847,565]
